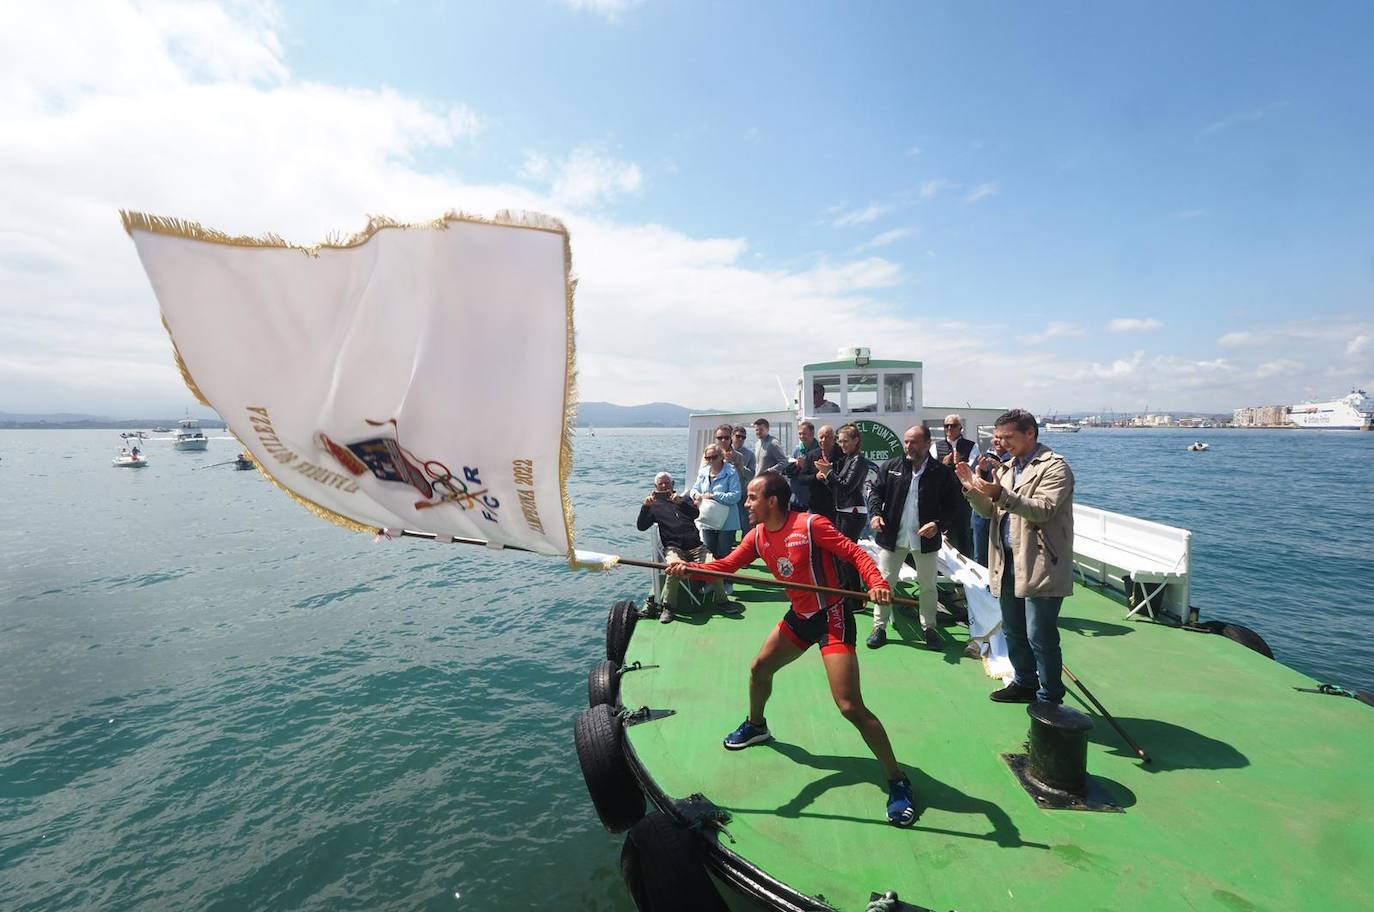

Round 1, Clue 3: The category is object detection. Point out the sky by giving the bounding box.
[2,0,1372,418]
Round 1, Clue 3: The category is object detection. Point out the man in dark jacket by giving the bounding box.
[865,424,963,649]
[636,472,734,622]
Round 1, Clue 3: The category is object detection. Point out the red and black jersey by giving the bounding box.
[692,511,887,619]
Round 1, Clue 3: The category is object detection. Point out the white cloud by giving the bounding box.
[1255,359,1304,378]
[1176,209,1206,220]
[1027,321,1086,344]
[562,0,644,22]
[1218,331,1258,347]
[964,182,998,204]
[1109,318,1163,332]
[831,203,889,228]
[919,179,954,199]
[1201,101,1288,136]
[3,3,1367,420]
[522,146,644,207]
[0,1,931,415]
[906,146,922,157]
[860,227,912,250]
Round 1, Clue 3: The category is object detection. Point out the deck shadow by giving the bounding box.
[890,612,968,667]
[1061,616,1134,638]
[724,740,1045,848]
[1076,711,1250,773]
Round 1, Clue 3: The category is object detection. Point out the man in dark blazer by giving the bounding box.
[865,424,963,649]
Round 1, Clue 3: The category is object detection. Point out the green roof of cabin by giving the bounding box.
[802,359,922,371]
[618,575,1374,912]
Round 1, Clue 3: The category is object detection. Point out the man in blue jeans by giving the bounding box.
[956,410,1075,704]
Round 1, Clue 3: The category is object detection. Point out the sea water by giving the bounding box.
[1,427,1371,910]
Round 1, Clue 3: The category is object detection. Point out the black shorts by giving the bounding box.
[777,601,856,656]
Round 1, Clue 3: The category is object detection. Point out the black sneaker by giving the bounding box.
[866,627,887,649]
[989,681,1039,703]
[718,600,744,616]
[922,627,941,650]
[887,777,917,827]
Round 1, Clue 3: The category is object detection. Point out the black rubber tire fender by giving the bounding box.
[588,659,620,707]
[1193,620,1275,659]
[1219,623,1274,659]
[607,599,639,663]
[619,812,728,912]
[573,703,645,833]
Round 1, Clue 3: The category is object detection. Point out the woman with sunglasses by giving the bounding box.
[690,440,744,572]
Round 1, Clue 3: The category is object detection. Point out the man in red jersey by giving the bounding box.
[666,470,918,827]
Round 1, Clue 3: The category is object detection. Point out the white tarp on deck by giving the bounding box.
[858,539,1013,680]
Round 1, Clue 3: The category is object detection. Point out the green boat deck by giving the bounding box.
[618,574,1374,911]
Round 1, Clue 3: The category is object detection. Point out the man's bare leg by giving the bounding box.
[748,625,806,725]
[821,649,903,781]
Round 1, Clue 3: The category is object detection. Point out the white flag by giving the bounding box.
[123,211,576,558]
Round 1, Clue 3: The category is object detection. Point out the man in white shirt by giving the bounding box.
[865,424,963,649]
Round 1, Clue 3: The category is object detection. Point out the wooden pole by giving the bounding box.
[394,529,916,607]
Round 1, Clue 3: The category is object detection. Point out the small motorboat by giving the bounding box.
[1187,441,1210,452]
[234,453,254,470]
[113,435,149,468]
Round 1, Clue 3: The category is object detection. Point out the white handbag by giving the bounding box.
[696,496,730,531]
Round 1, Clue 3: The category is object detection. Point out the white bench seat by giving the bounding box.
[1072,504,1191,620]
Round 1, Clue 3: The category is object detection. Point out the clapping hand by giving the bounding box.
[958,461,1002,500]
[954,461,975,488]
[814,456,832,479]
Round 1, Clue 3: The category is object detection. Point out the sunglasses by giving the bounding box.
[733,432,745,436]
[943,423,959,428]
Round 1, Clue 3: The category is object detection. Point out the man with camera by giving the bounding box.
[955,409,1075,705]
[637,471,738,623]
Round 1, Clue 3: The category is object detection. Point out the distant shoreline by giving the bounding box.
[0,421,228,431]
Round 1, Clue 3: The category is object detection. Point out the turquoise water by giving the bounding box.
[1,427,1371,910]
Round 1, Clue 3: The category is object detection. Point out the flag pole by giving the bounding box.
[392,529,920,608]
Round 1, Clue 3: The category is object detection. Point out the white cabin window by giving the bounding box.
[845,373,879,413]
[811,375,842,413]
[883,374,915,412]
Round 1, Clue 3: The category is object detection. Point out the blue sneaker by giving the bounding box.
[723,717,771,750]
[887,777,917,827]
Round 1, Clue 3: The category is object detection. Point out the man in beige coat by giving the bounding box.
[956,409,1075,704]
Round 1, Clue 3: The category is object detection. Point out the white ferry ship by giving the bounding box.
[1286,390,1374,430]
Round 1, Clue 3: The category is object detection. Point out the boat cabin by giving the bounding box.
[685,347,1008,478]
